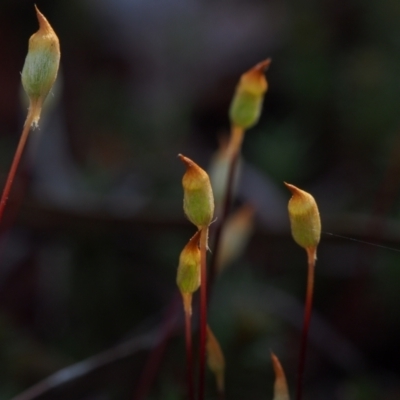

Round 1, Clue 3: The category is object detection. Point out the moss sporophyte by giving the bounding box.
[229,58,271,130]
[176,231,201,315]
[285,183,321,400]
[284,182,321,255]
[178,154,215,230]
[0,7,60,225]
[21,5,60,127]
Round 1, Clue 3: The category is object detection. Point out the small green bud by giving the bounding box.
[285,183,321,254]
[271,352,290,400]
[21,5,60,127]
[206,325,225,395]
[178,154,214,229]
[229,59,271,130]
[176,231,201,315]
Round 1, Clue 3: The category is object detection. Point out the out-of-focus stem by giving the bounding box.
[134,295,180,400]
[0,111,35,224]
[209,125,244,290]
[296,247,316,400]
[198,227,209,400]
[226,125,245,159]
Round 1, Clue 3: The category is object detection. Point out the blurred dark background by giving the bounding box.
[1,0,400,399]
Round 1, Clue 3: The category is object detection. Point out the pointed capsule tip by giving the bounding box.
[188,229,201,248]
[284,182,310,199]
[34,5,45,23]
[178,154,193,168]
[270,352,280,371]
[34,4,53,33]
[254,58,271,73]
[284,182,297,194]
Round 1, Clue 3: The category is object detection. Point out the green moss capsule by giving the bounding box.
[176,231,201,295]
[229,59,270,130]
[21,6,60,126]
[285,182,321,253]
[179,154,214,230]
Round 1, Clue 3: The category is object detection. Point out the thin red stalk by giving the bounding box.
[198,227,209,400]
[0,113,34,224]
[208,126,244,292]
[296,247,316,400]
[184,308,195,400]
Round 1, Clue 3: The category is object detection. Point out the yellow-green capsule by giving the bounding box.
[21,5,60,126]
[176,231,201,295]
[178,154,214,230]
[229,59,270,130]
[176,231,201,315]
[285,183,321,254]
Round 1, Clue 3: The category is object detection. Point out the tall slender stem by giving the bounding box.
[209,126,244,291]
[0,112,34,224]
[198,227,209,400]
[183,296,195,400]
[296,247,316,400]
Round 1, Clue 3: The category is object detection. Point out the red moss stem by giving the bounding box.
[296,247,316,400]
[0,112,34,224]
[198,227,209,400]
[184,308,195,400]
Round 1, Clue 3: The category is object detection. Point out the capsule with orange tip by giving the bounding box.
[176,231,201,315]
[229,58,271,130]
[21,5,60,127]
[178,154,215,230]
[284,182,321,258]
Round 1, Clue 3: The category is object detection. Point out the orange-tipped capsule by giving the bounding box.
[285,183,321,257]
[176,231,201,315]
[229,59,271,130]
[179,154,214,230]
[206,325,225,395]
[21,5,60,127]
[271,352,290,400]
